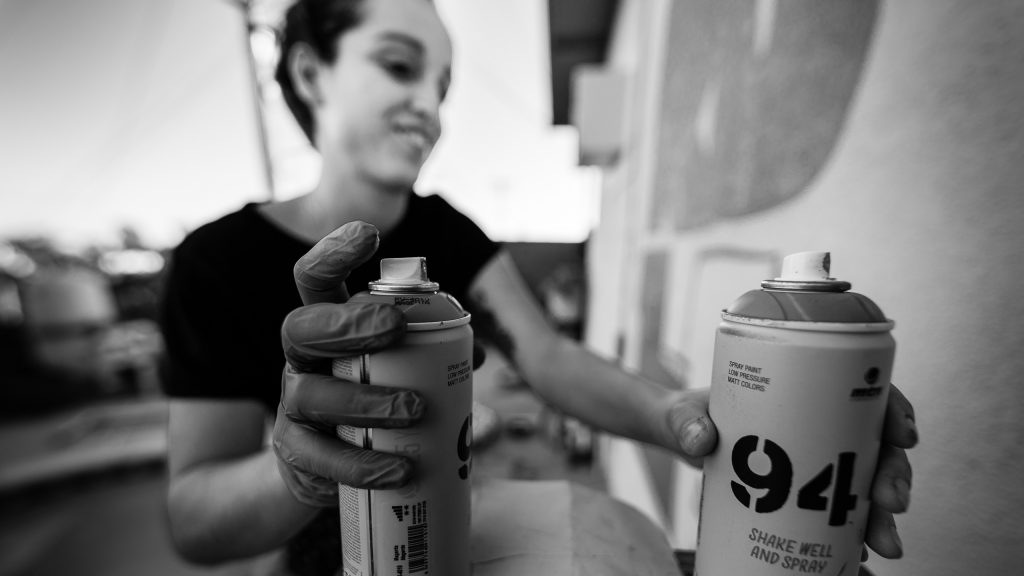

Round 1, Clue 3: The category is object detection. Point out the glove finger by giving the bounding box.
[294,220,380,306]
[275,456,338,508]
[282,302,406,372]
[274,415,414,490]
[282,369,424,428]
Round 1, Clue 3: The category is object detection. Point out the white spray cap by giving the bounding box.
[379,257,430,284]
[370,257,440,292]
[780,251,832,281]
[761,251,851,292]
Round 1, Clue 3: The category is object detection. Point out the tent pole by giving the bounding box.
[240,0,276,201]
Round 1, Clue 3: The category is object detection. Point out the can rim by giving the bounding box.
[406,313,472,331]
[369,281,440,293]
[760,279,852,292]
[722,311,894,332]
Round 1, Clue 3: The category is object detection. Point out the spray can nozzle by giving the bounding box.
[762,251,852,292]
[369,257,440,293]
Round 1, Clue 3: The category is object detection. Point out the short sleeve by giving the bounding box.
[159,242,274,404]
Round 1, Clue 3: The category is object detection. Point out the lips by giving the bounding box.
[392,123,437,156]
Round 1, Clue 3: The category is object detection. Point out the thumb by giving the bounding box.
[665,389,718,464]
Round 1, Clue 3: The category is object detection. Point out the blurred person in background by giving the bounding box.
[159,0,919,574]
[0,247,120,416]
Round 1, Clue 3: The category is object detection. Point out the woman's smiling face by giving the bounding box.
[312,0,452,190]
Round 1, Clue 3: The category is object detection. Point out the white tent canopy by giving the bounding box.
[0,0,272,250]
[0,0,595,251]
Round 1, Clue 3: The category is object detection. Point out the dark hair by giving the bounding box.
[275,0,367,145]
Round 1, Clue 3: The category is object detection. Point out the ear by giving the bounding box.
[288,42,324,106]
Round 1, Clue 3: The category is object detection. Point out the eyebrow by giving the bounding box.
[376,31,425,55]
[376,30,452,82]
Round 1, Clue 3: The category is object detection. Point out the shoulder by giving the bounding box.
[172,202,304,273]
[174,203,261,261]
[165,203,288,298]
[398,192,500,296]
[407,193,482,232]
[405,193,495,246]
[161,206,255,310]
[409,192,459,216]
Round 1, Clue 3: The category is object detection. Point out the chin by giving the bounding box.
[373,161,425,191]
[373,173,419,192]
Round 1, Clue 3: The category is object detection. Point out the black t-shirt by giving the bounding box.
[160,192,499,412]
[158,193,499,576]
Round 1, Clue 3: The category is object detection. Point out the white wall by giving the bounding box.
[584,0,679,537]
[588,1,1024,573]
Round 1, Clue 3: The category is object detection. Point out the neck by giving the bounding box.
[312,167,411,231]
[262,171,412,244]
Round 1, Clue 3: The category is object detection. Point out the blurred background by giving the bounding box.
[2,0,1023,575]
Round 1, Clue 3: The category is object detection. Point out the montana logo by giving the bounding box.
[395,297,430,306]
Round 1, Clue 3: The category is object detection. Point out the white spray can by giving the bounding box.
[333,257,473,576]
[695,252,895,576]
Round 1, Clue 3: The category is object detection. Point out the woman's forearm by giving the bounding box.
[519,336,680,453]
[167,446,321,564]
[469,251,683,455]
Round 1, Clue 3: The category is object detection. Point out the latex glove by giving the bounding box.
[666,383,917,559]
[272,221,423,508]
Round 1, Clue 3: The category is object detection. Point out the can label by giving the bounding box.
[335,325,473,576]
[696,319,893,576]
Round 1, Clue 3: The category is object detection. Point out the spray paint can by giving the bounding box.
[695,251,895,576]
[333,257,473,576]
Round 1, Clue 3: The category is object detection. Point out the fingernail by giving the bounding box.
[890,521,904,557]
[403,392,425,419]
[331,221,379,258]
[905,415,919,446]
[893,477,911,511]
[681,417,708,454]
[378,460,414,488]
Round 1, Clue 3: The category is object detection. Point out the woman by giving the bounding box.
[160,0,917,573]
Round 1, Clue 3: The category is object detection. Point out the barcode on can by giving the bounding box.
[408,523,428,573]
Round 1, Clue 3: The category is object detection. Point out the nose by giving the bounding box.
[408,80,443,129]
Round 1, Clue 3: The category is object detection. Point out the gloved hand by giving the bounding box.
[272,221,424,508]
[666,383,917,559]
